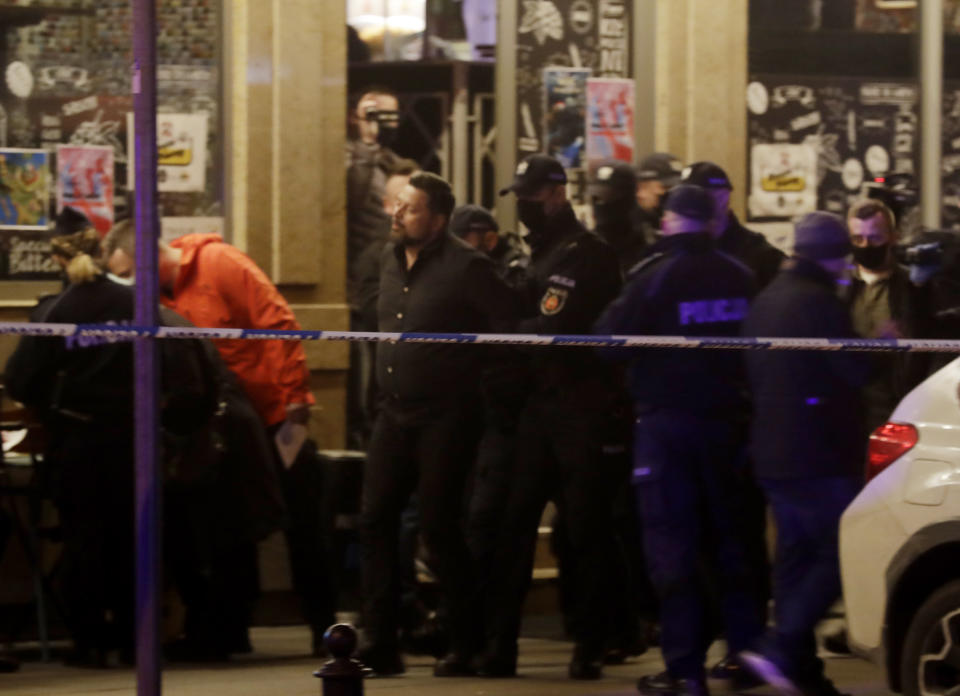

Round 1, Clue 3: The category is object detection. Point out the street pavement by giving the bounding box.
[1,624,893,696]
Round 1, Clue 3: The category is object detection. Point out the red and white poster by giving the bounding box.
[56,145,114,235]
[585,78,635,166]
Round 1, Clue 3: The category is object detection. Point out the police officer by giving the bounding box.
[681,161,785,288]
[595,185,764,696]
[590,160,649,274]
[482,154,623,680]
[634,152,684,247]
[450,204,529,286]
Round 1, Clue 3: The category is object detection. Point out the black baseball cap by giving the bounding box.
[681,161,733,190]
[635,152,683,186]
[450,204,499,238]
[663,184,715,223]
[54,206,92,237]
[499,154,567,197]
[589,161,637,204]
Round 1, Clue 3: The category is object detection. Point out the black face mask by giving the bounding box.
[376,125,398,148]
[852,244,890,271]
[518,199,548,233]
[593,199,634,233]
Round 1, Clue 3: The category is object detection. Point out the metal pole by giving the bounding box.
[131,0,162,694]
[919,0,944,230]
[633,0,656,160]
[451,62,469,204]
[494,0,518,231]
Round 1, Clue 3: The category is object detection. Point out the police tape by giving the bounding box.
[0,321,959,353]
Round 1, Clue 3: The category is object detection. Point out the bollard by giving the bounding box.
[313,623,365,696]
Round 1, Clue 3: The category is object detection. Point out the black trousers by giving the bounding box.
[51,423,135,655]
[360,398,483,655]
[486,387,623,661]
[633,409,764,680]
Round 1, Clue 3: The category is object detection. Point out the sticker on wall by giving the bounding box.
[127,112,208,192]
[747,81,769,116]
[749,143,818,219]
[841,158,865,191]
[56,145,114,235]
[585,77,634,165]
[0,148,50,230]
[5,61,34,99]
[865,144,890,177]
[519,0,565,45]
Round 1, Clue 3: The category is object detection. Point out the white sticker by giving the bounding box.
[5,61,34,99]
[747,82,769,116]
[865,145,890,176]
[841,158,864,191]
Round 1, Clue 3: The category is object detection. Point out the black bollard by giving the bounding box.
[313,623,365,696]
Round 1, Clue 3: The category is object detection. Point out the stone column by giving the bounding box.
[655,0,749,215]
[224,0,349,448]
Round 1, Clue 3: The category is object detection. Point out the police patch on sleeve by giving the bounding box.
[540,286,569,315]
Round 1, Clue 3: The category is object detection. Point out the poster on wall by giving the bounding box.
[515,0,633,168]
[749,143,818,218]
[543,67,590,169]
[127,112,208,192]
[0,231,60,280]
[585,77,635,166]
[747,76,920,225]
[0,148,50,230]
[56,145,114,235]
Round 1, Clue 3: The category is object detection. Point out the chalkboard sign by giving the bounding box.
[514,0,632,168]
[0,229,58,281]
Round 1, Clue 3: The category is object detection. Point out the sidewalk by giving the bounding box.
[1,625,892,696]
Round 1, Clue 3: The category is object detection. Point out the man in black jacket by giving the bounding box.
[590,160,649,274]
[595,185,763,696]
[740,212,872,696]
[483,154,624,680]
[359,172,521,677]
[682,161,785,288]
[845,198,934,433]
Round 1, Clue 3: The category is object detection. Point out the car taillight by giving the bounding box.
[866,422,918,481]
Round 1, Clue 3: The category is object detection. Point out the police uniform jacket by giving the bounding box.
[595,231,756,414]
[718,212,785,289]
[517,205,622,389]
[743,257,872,479]
[377,231,521,405]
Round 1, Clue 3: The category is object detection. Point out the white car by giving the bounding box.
[840,358,960,696]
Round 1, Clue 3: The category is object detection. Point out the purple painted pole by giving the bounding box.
[131,0,162,694]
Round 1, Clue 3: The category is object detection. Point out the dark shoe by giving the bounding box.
[434,652,477,677]
[739,651,801,696]
[356,646,405,677]
[63,647,108,669]
[797,675,850,696]
[708,655,763,690]
[637,671,709,696]
[569,644,603,680]
[821,628,850,656]
[477,653,517,678]
[0,655,19,673]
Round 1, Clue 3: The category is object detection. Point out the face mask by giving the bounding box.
[517,199,548,233]
[852,244,890,271]
[593,200,633,232]
[376,125,398,148]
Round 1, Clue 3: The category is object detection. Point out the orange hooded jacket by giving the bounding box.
[163,234,314,427]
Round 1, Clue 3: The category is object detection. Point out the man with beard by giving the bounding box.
[359,172,521,677]
[482,154,624,680]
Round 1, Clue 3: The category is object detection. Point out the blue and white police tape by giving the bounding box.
[0,321,959,353]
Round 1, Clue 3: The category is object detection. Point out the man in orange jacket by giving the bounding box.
[105,230,331,657]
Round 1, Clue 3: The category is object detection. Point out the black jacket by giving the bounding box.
[844,264,937,431]
[595,232,756,414]
[718,212,785,289]
[517,205,622,389]
[743,258,873,479]
[377,232,522,405]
